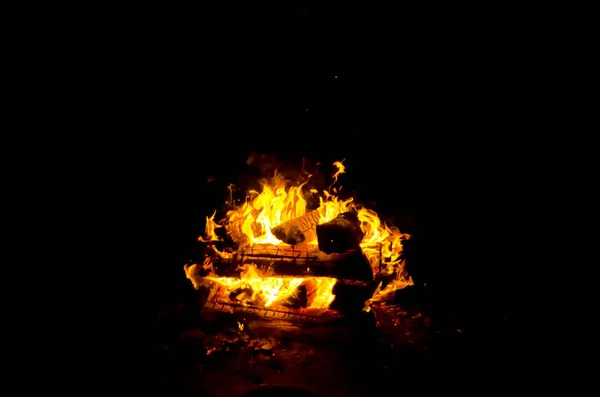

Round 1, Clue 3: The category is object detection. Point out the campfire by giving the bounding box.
[184,158,413,323]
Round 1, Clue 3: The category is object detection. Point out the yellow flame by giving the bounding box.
[217,161,410,268]
[331,160,346,185]
[184,262,201,288]
[204,264,336,309]
[191,159,413,308]
[198,210,221,242]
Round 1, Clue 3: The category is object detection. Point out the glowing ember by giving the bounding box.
[185,159,413,311]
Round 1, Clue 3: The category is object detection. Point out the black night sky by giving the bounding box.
[6,4,526,395]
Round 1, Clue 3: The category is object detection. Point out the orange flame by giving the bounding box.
[190,159,413,308]
[210,264,336,309]
[185,262,336,309]
[331,160,345,186]
[198,210,221,243]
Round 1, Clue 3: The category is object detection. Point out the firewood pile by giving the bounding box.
[218,211,380,280]
[190,214,383,320]
[185,158,412,325]
[183,207,412,324]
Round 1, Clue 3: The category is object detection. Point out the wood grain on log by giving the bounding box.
[317,211,364,254]
[202,301,342,323]
[212,243,375,281]
[203,277,374,313]
[271,210,321,245]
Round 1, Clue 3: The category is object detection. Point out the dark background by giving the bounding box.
[133,5,519,330]
[4,4,528,391]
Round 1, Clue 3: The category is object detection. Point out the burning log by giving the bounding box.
[198,271,374,319]
[213,243,374,281]
[201,281,376,324]
[280,284,308,309]
[317,211,364,254]
[203,276,341,310]
[271,210,320,245]
[202,301,342,324]
[329,279,379,313]
[225,209,262,245]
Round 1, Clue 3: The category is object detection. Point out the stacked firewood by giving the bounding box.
[220,211,376,282]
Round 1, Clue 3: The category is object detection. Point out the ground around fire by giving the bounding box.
[147,149,517,396]
[154,282,514,397]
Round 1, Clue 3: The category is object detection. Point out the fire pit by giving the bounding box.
[184,158,413,323]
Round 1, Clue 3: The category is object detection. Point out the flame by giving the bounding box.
[185,263,336,309]
[192,159,413,309]
[198,210,221,242]
[331,160,345,186]
[221,172,312,246]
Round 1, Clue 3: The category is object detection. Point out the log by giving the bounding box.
[201,301,341,324]
[202,279,376,320]
[316,211,364,254]
[280,284,308,309]
[212,243,374,281]
[329,279,379,313]
[271,210,321,245]
[243,315,376,343]
[207,277,337,311]
[225,209,263,244]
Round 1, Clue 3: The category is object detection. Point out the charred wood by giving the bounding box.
[329,279,378,314]
[205,278,338,310]
[271,210,320,245]
[203,278,373,317]
[317,211,364,254]
[212,243,374,281]
[242,317,377,345]
[201,301,341,324]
